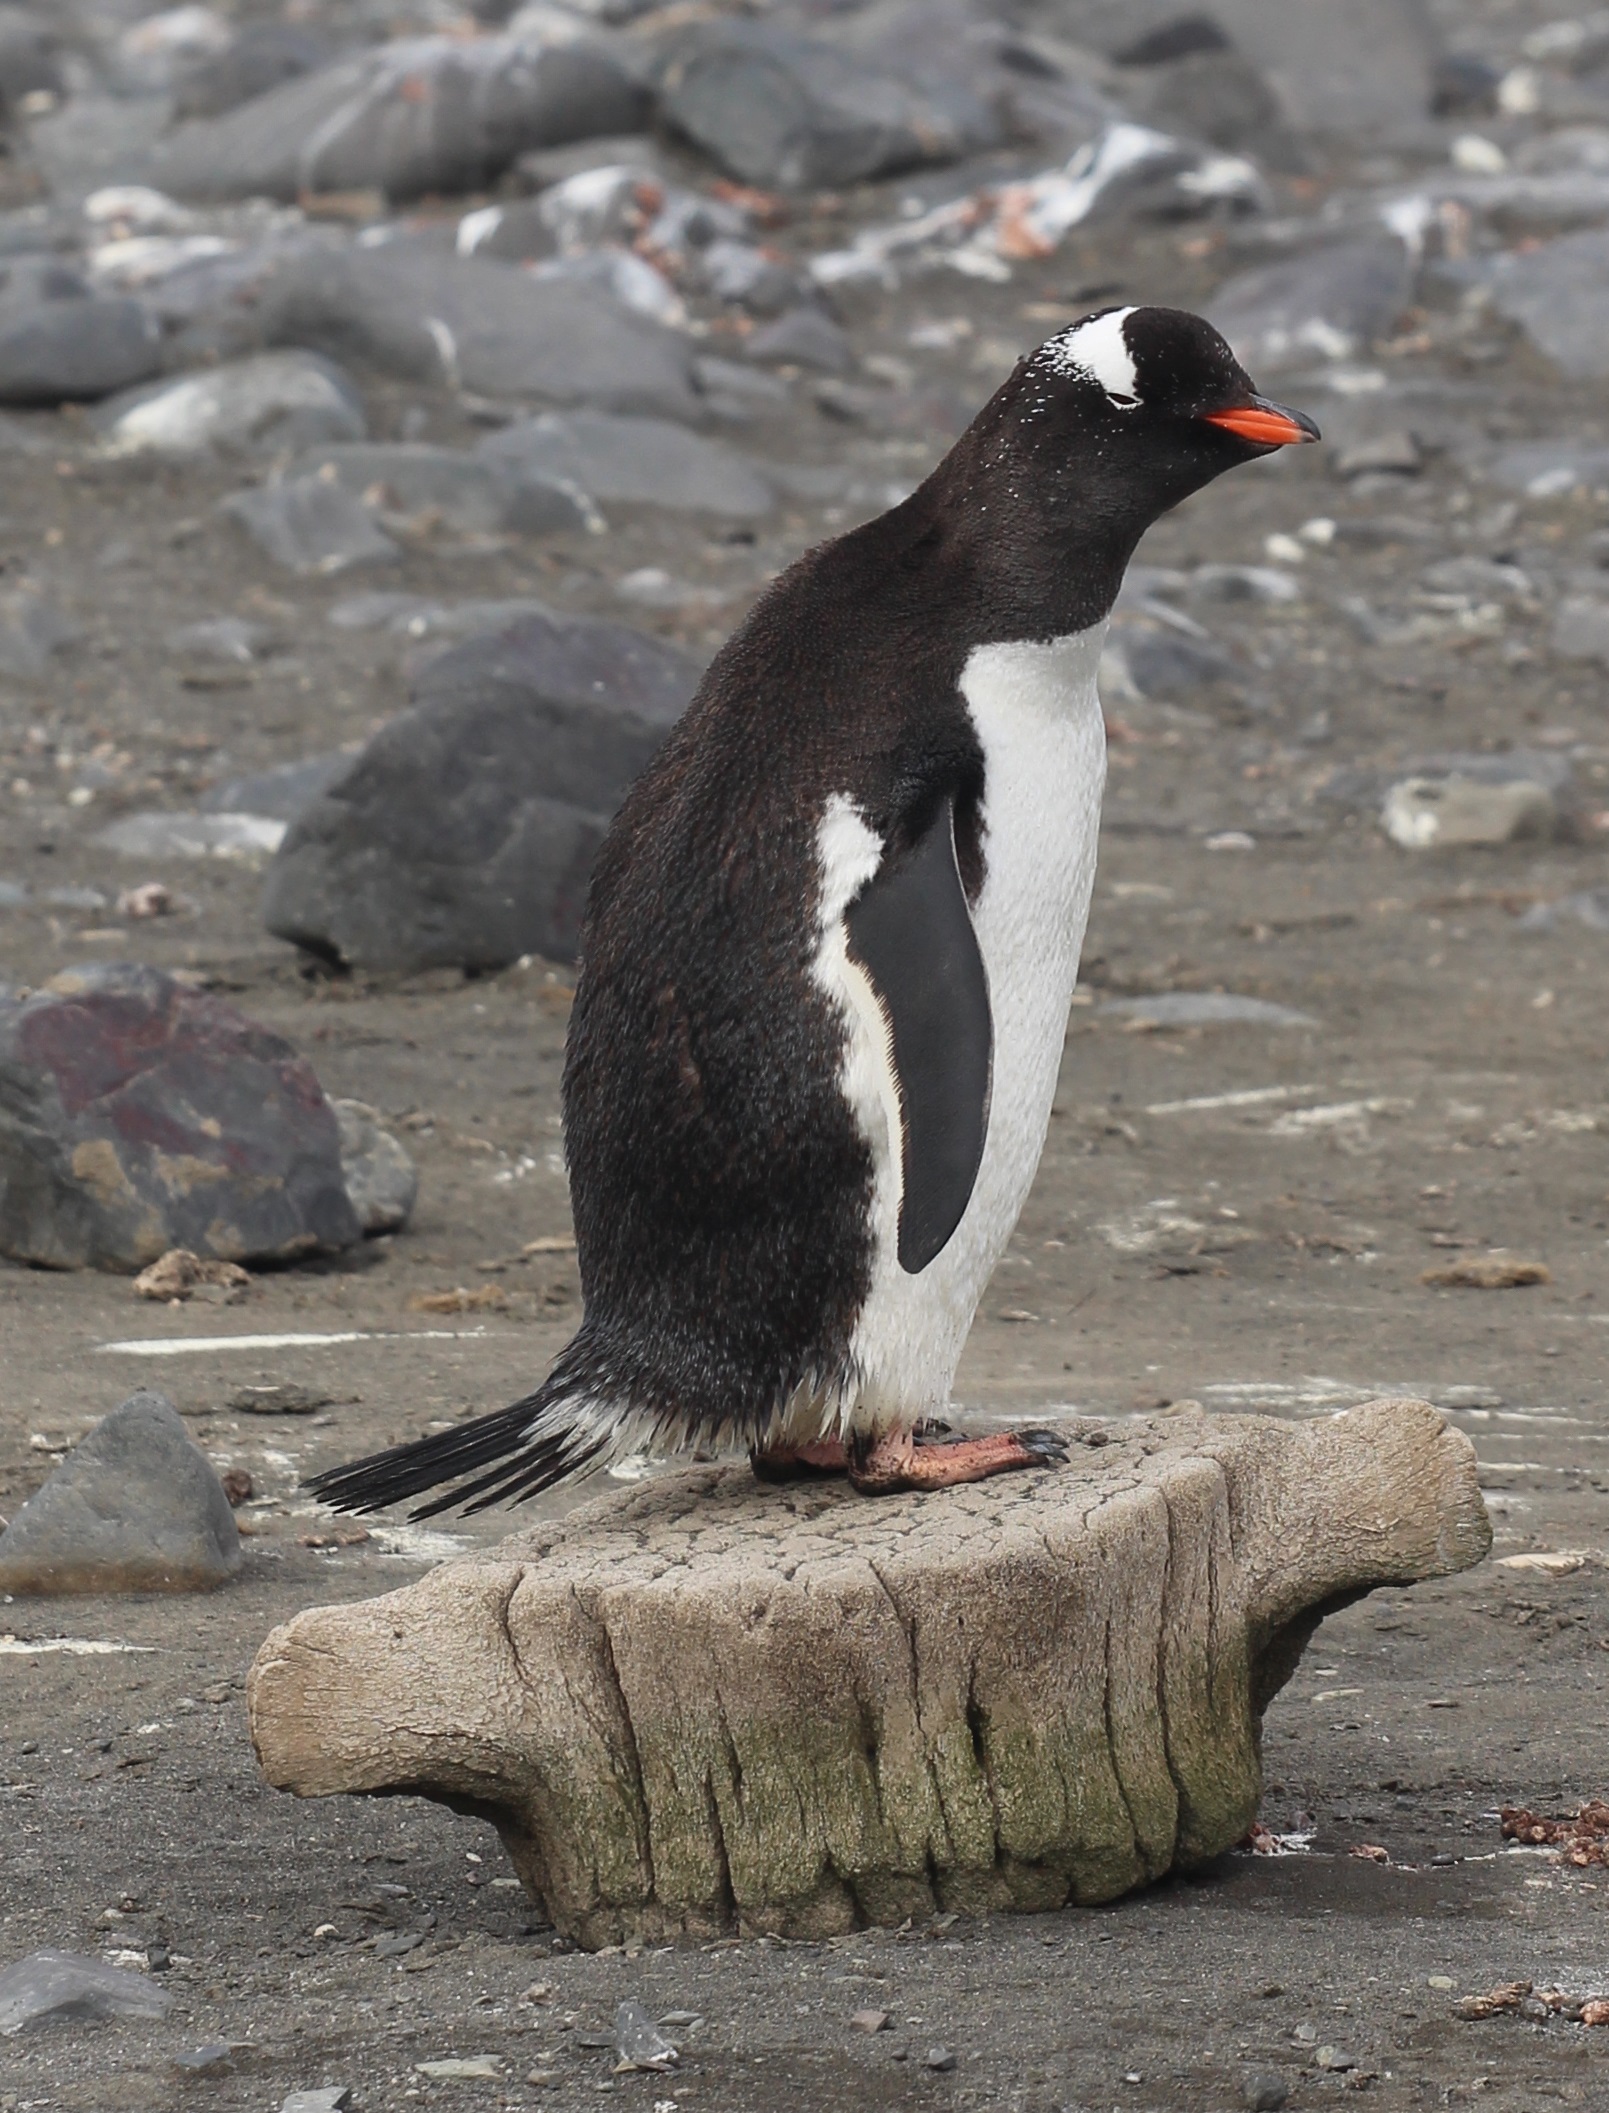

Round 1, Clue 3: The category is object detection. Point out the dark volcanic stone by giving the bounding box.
[149,33,649,205]
[93,350,367,458]
[333,1100,418,1234]
[0,5,62,120]
[745,305,854,372]
[1485,228,1609,379]
[0,961,361,1271]
[201,754,352,821]
[478,411,773,517]
[289,441,591,536]
[657,20,987,190]
[0,256,160,406]
[254,243,700,421]
[0,1391,241,1595]
[172,23,331,123]
[221,477,399,576]
[1208,235,1414,372]
[0,1947,175,2029]
[263,610,701,973]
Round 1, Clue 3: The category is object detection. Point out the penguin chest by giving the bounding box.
[838,623,1108,1425]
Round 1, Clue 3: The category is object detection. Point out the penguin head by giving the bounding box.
[1020,303,1318,515]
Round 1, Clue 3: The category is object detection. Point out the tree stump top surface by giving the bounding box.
[250,1400,1490,1948]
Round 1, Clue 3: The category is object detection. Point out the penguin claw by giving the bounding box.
[848,1425,1068,1494]
[1014,1427,1070,1465]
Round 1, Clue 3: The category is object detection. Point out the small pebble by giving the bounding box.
[1243,2073,1289,2113]
[923,2046,957,2072]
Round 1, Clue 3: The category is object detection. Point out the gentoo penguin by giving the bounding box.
[311,304,1316,1515]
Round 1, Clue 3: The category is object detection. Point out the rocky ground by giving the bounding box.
[5,0,1609,2106]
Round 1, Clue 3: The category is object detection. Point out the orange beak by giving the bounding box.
[1200,401,1320,446]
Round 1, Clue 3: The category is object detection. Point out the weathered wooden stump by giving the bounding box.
[249,1400,1488,1947]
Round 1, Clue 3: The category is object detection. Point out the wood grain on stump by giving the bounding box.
[249,1400,1489,1947]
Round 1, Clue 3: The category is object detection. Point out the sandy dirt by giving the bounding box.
[2,189,1607,2112]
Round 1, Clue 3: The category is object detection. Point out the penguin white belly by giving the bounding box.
[815,622,1108,1434]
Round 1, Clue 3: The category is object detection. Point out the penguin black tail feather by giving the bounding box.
[305,1380,610,1521]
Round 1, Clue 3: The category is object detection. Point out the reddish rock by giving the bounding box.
[0,961,361,1271]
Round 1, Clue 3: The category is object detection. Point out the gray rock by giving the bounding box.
[0,960,361,1271]
[1111,628,1238,696]
[290,442,511,533]
[327,593,556,639]
[168,616,276,665]
[1123,46,1304,169]
[1189,564,1300,605]
[148,34,649,205]
[1485,228,1609,378]
[1554,595,1609,664]
[0,7,62,121]
[613,1999,678,2071]
[1381,774,1555,849]
[0,586,78,677]
[478,411,772,518]
[0,1947,174,2032]
[25,93,173,211]
[94,811,286,861]
[222,477,400,576]
[1196,0,1441,136]
[0,256,161,406]
[1333,429,1422,478]
[254,243,700,422]
[94,352,366,458]
[333,1100,418,1235]
[263,610,700,973]
[288,442,593,538]
[1484,440,1609,498]
[1518,888,1609,934]
[1209,236,1415,371]
[1420,556,1533,602]
[745,306,853,373]
[172,23,331,123]
[0,1392,240,1595]
[1243,2073,1290,2113]
[280,2092,351,2113]
[1099,992,1318,1027]
[656,20,989,190]
[691,353,790,417]
[172,2041,245,2074]
[698,238,800,313]
[201,755,352,822]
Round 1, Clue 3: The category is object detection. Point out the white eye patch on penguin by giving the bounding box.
[1043,305,1145,409]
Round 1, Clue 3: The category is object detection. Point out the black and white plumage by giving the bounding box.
[310,305,1317,1516]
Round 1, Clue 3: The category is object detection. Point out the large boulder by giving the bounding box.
[1196,0,1440,135]
[262,609,700,974]
[146,32,650,204]
[0,1391,241,1595]
[0,961,361,1271]
[253,1398,1490,1948]
[1485,228,1609,380]
[656,20,993,190]
[172,22,332,123]
[92,351,367,458]
[253,243,701,422]
[1040,0,1440,133]
[478,411,774,518]
[1208,235,1415,371]
[0,256,161,407]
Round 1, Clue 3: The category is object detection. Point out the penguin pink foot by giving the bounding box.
[846,1425,1068,1494]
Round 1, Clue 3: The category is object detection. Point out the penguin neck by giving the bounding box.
[900,423,1159,646]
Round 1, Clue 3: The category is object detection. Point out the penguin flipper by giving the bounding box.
[845,796,992,1274]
